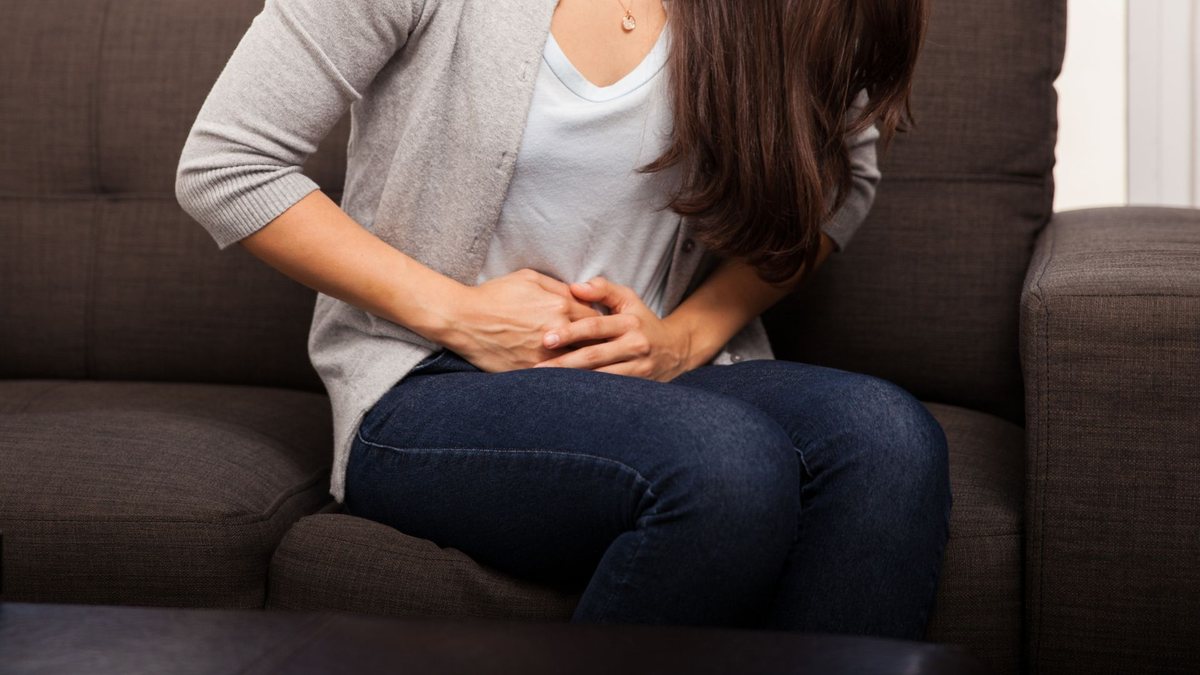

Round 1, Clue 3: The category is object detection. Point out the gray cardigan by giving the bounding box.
[174,0,882,504]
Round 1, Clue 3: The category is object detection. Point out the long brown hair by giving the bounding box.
[642,0,929,285]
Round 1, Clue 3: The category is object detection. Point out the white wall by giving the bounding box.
[1128,0,1199,207]
[1054,0,1128,212]
[1055,0,1200,212]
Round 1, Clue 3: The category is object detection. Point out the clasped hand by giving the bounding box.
[533,276,692,381]
[447,268,692,381]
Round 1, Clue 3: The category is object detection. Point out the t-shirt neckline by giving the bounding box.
[544,21,671,103]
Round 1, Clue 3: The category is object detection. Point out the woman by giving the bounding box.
[176,0,948,638]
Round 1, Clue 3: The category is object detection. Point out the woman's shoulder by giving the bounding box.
[402,0,557,63]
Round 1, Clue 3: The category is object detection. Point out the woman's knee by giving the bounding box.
[823,373,950,497]
[654,394,800,542]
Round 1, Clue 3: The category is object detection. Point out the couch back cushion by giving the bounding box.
[0,0,343,391]
[762,0,1066,424]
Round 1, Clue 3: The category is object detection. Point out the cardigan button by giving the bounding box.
[681,238,695,253]
[729,352,743,363]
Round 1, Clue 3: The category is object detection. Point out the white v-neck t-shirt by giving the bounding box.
[475,17,683,318]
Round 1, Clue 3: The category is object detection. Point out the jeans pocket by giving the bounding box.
[409,348,482,376]
[406,348,450,377]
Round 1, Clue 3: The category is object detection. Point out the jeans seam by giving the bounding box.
[593,500,659,621]
[354,429,659,500]
[791,434,821,480]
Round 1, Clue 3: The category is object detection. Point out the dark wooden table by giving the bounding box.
[0,601,990,674]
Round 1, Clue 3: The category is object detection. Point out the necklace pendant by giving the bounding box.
[622,12,637,32]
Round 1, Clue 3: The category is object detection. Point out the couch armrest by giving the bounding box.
[1020,206,1200,674]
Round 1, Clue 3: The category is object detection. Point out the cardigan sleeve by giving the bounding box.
[819,88,883,252]
[175,0,420,250]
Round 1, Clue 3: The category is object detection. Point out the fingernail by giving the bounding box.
[545,333,560,347]
[578,281,592,289]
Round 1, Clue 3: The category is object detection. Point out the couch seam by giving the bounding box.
[82,198,99,379]
[31,406,334,460]
[1033,219,1057,671]
[83,0,113,379]
[89,0,113,194]
[1028,4,1066,667]
[3,467,331,526]
[11,381,72,414]
[281,532,506,566]
[281,523,1020,564]
[242,466,333,526]
[1046,292,1200,299]
[269,526,587,598]
[271,541,585,605]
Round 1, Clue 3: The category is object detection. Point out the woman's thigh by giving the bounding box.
[344,348,800,589]
[668,357,949,486]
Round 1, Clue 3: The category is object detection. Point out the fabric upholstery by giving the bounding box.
[764,0,1066,426]
[0,0,348,390]
[0,380,333,607]
[923,404,1024,675]
[268,402,1024,674]
[267,512,582,622]
[1021,207,1200,674]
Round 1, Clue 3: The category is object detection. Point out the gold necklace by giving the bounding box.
[615,0,637,31]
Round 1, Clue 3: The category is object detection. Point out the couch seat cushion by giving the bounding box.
[924,402,1024,675]
[0,380,333,607]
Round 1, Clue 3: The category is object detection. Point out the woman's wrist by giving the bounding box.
[663,311,726,372]
[388,268,474,351]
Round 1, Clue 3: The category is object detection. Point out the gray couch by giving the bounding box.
[1,1,1197,674]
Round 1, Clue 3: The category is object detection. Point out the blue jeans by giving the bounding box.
[344,348,952,639]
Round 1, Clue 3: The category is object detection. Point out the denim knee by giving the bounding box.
[653,395,800,551]
[822,374,951,508]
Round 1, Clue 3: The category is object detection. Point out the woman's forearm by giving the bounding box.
[663,232,837,370]
[237,189,468,345]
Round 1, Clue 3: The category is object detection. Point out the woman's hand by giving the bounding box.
[531,276,693,381]
[441,268,605,372]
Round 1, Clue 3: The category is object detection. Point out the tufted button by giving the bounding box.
[729,352,743,363]
[681,238,695,253]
